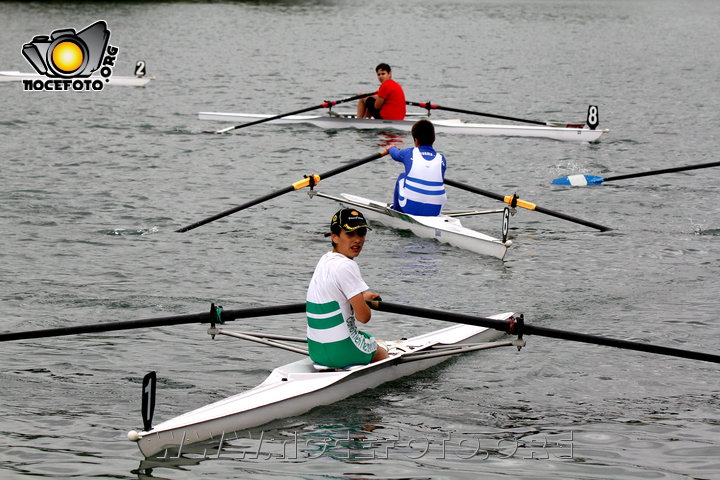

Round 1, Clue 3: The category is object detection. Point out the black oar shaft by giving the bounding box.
[370,300,512,331]
[605,160,720,182]
[176,150,388,232]
[0,303,306,342]
[314,149,388,179]
[370,301,720,364]
[407,101,547,126]
[532,204,610,232]
[444,178,611,232]
[176,185,294,232]
[444,179,504,203]
[521,323,720,364]
[216,92,373,134]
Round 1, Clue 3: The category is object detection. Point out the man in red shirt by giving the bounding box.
[357,63,406,120]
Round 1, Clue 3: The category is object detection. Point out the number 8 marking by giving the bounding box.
[587,105,599,130]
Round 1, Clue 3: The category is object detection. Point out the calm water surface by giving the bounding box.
[1,1,719,478]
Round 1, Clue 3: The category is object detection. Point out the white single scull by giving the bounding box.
[311,192,512,260]
[197,111,607,142]
[0,70,153,86]
[128,312,519,458]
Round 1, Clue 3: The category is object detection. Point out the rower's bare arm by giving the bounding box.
[373,94,385,109]
[351,290,380,323]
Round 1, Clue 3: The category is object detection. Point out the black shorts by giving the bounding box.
[364,97,382,119]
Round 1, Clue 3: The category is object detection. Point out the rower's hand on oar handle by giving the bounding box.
[364,291,381,301]
[366,293,382,310]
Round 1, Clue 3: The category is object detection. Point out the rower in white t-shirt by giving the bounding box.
[306,208,388,368]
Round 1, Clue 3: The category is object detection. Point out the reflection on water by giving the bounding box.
[376,131,408,149]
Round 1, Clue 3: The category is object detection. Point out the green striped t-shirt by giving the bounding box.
[306,252,377,367]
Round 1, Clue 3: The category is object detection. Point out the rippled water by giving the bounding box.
[1,0,719,478]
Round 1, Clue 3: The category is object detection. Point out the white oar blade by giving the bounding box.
[551,174,604,186]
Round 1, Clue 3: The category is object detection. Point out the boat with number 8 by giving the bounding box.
[197,110,607,142]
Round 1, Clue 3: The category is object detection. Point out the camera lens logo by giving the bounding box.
[21,20,119,91]
[51,41,85,74]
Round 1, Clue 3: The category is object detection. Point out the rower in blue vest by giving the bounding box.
[388,119,447,216]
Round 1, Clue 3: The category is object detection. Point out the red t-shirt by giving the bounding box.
[377,79,406,120]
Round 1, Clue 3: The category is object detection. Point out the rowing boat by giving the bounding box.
[0,70,153,86]
[197,111,607,142]
[311,192,512,260]
[128,312,518,458]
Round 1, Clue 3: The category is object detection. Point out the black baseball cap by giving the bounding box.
[325,208,372,236]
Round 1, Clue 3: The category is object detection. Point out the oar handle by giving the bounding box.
[321,92,376,108]
[444,178,611,232]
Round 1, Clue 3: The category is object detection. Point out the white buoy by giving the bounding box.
[127,430,139,442]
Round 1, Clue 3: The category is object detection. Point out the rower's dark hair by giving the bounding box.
[330,223,342,247]
[412,119,435,146]
[376,63,391,73]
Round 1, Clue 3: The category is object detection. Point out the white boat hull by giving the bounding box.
[198,111,607,142]
[338,193,511,260]
[0,70,152,86]
[130,317,512,457]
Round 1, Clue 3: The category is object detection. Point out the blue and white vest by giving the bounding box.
[397,148,447,216]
